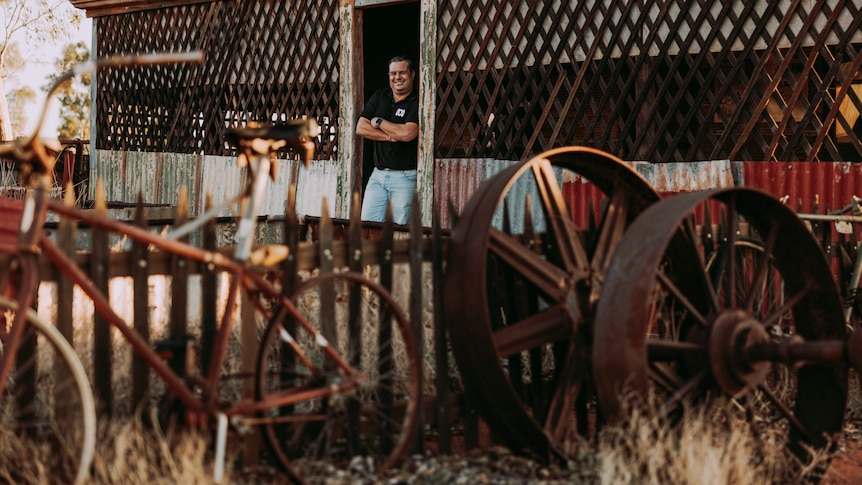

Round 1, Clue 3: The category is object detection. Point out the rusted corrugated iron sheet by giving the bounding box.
[434,158,737,229]
[94,153,862,229]
[434,159,512,229]
[630,160,736,195]
[294,161,339,218]
[433,158,862,230]
[738,162,862,214]
[92,150,337,219]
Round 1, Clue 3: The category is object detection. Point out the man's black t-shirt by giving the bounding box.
[361,88,419,170]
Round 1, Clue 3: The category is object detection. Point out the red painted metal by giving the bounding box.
[739,162,862,214]
[435,159,862,229]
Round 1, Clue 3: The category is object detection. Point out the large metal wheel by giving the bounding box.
[443,146,660,461]
[593,188,847,469]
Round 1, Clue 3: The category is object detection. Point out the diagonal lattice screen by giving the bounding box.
[436,0,862,163]
[95,0,339,160]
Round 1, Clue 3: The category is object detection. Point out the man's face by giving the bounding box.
[389,61,415,96]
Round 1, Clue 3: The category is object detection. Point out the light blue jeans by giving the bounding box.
[361,168,417,224]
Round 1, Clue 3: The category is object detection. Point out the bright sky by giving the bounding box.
[6,6,92,138]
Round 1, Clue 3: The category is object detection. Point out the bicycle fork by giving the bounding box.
[0,187,48,397]
[0,253,39,397]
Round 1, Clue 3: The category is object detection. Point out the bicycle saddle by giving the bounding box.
[223,118,320,164]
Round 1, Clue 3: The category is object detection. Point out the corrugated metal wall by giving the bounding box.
[93,151,861,231]
[434,158,862,230]
[93,150,339,218]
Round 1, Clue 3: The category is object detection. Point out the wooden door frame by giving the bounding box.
[338,0,435,224]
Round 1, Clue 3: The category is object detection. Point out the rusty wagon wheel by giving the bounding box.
[593,187,847,474]
[256,272,420,482]
[443,146,661,461]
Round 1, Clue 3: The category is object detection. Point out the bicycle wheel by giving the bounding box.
[0,295,96,485]
[256,271,420,481]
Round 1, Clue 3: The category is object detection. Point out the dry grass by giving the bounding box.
[594,395,833,485]
[91,418,230,484]
[10,271,857,483]
[3,394,848,484]
[1,416,245,485]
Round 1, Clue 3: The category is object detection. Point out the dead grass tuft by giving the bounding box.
[89,416,239,484]
[595,392,833,485]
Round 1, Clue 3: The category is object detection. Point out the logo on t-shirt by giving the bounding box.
[396,108,406,118]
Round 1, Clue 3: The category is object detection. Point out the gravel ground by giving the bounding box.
[236,444,599,484]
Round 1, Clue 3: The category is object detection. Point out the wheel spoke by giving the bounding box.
[531,159,589,277]
[648,362,684,393]
[657,270,710,327]
[646,339,707,362]
[724,195,738,308]
[659,370,710,418]
[744,222,779,314]
[761,283,811,329]
[589,187,631,304]
[492,304,578,357]
[591,187,631,275]
[489,228,571,302]
[755,381,813,442]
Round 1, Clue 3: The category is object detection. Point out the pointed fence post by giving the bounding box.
[348,191,363,365]
[282,183,300,295]
[92,179,112,415]
[319,198,336,348]
[378,201,395,450]
[56,184,77,352]
[132,193,151,409]
[169,186,189,350]
[408,191,424,452]
[432,192,450,454]
[56,184,78,418]
[201,193,217,374]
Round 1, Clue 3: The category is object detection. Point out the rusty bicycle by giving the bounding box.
[0,53,420,484]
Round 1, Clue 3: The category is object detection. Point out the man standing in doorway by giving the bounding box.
[356,56,419,224]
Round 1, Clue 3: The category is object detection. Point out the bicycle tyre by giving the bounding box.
[0,295,96,485]
[255,271,420,482]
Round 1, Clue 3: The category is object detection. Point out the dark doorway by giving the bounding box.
[360,2,420,192]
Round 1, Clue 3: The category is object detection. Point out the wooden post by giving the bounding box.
[55,185,78,417]
[432,193,450,453]
[200,193,217,375]
[92,179,112,415]
[131,193,151,409]
[319,198,336,347]
[169,187,189,342]
[408,191,424,452]
[348,191,362,366]
[282,183,300,295]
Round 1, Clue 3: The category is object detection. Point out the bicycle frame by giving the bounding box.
[1,148,361,423]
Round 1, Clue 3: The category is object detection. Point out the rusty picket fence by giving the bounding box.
[20,185,462,454]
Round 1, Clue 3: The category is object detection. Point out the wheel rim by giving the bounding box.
[593,187,847,463]
[443,146,660,461]
[256,271,420,477]
[0,296,96,485]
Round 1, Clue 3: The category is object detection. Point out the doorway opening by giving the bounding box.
[360,1,420,191]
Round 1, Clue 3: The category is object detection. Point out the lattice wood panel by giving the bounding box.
[436,0,862,162]
[95,0,339,160]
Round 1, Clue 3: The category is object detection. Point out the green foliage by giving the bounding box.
[45,41,90,140]
[0,1,83,140]
[7,85,35,135]
[0,1,82,60]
